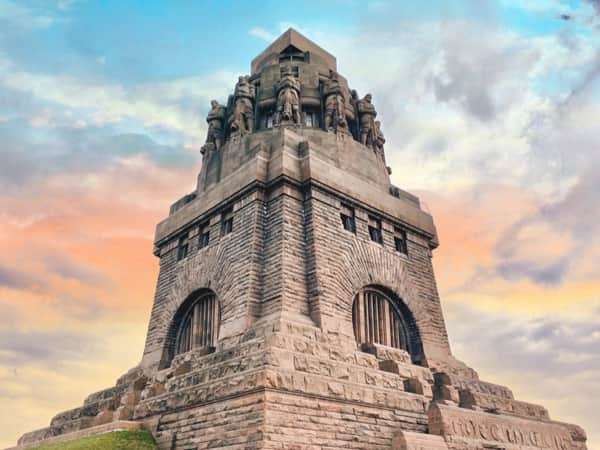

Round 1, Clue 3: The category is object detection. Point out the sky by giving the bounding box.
[0,0,599,448]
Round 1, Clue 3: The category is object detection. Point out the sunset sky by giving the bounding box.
[0,0,599,448]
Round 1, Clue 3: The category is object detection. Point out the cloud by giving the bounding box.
[56,0,78,11]
[249,27,276,42]
[492,164,600,286]
[0,122,196,189]
[446,301,600,447]
[0,56,236,142]
[586,0,600,14]
[496,258,570,286]
[427,22,540,122]
[0,265,45,291]
[0,1,55,30]
[43,255,107,287]
[0,328,97,367]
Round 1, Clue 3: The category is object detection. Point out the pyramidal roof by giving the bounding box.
[251,28,337,74]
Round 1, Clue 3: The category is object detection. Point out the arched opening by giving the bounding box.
[352,286,423,364]
[161,289,220,368]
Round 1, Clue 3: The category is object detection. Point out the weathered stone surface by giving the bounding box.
[404,377,434,399]
[362,342,412,364]
[429,403,586,450]
[460,388,550,421]
[392,430,449,450]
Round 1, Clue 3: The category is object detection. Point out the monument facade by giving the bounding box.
[12,28,588,450]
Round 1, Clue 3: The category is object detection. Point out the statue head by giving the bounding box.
[365,94,372,103]
[210,100,219,109]
[238,75,246,84]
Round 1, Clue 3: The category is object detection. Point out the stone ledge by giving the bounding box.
[460,388,549,421]
[8,421,143,450]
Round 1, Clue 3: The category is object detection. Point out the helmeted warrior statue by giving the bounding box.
[201,100,226,154]
[230,75,255,135]
[274,67,301,126]
[373,119,390,173]
[357,93,377,148]
[374,120,385,154]
[323,70,347,132]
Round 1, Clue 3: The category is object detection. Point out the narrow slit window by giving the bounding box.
[198,222,210,249]
[340,204,356,233]
[368,216,383,244]
[177,233,189,261]
[394,227,408,255]
[221,208,234,236]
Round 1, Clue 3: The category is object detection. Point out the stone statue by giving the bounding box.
[274,67,301,126]
[202,100,226,153]
[357,93,377,148]
[323,70,347,132]
[374,120,385,154]
[230,75,255,135]
[373,120,390,173]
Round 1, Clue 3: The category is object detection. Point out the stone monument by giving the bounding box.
[12,28,588,450]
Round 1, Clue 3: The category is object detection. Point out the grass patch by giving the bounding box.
[29,430,157,450]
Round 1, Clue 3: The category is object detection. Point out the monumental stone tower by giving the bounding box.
[14,29,588,450]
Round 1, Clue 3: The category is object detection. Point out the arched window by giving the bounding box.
[174,291,219,356]
[352,287,410,351]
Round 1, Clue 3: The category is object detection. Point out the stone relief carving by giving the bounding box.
[274,67,301,126]
[230,75,255,135]
[201,100,226,155]
[323,70,347,133]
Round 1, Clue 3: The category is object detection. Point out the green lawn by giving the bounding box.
[29,430,157,450]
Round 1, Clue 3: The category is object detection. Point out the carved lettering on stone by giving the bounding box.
[429,404,579,450]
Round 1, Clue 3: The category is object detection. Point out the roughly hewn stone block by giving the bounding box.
[392,430,449,450]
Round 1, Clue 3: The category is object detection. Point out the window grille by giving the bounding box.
[340,204,356,233]
[368,216,383,244]
[175,292,219,356]
[352,288,409,350]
